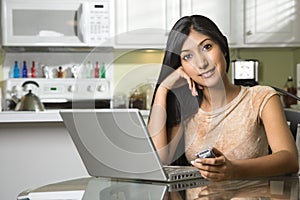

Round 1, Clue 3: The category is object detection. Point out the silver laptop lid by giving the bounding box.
[60,109,168,181]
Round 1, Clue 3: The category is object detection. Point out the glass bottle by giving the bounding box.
[13,61,20,78]
[85,61,93,78]
[283,76,297,108]
[22,61,28,78]
[101,62,106,78]
[31,61,36,78]
[57,66,64,78]
[145,80,156,110]
[94,61,99,78]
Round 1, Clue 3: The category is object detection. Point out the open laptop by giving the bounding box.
[59,109,202,182]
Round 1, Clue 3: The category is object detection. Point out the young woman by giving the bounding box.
[147,15,298,181]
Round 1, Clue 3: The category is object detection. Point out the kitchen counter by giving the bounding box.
[0,109,150,200]
[0,110,62,122]
[17,175,299,200]
[0,109,150,123]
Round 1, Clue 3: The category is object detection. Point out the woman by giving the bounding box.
[147,15,298,181]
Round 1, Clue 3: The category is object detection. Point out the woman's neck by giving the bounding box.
[200,81,241,112]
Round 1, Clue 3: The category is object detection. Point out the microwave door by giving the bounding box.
[77,3,85,44]
[2,0,87,47]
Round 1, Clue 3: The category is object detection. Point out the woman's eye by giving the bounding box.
[202,44,212,52]
[183,54,193,60]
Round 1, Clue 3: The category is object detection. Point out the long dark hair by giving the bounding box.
[150,15,230,165]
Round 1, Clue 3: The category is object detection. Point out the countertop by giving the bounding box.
[0,109,150,123]
[17,175,299,200]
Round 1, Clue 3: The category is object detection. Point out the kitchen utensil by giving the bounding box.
[13,81,45,111]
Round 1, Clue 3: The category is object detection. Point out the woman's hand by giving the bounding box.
[160,66,199,96]
[191,148,236,181]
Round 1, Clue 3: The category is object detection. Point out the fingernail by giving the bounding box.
[191,160,195,165]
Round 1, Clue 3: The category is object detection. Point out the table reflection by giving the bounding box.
[17,175,299,200]
[82,175,298,200]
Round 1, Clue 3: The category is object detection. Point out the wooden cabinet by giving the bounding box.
[114,0,180,48]
[244,0,300,46]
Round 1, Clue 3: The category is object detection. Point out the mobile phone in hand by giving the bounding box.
[195,149,216,159]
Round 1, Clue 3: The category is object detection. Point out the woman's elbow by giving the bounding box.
[288,151,299,174]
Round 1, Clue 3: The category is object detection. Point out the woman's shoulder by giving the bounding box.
[243,85,279,110]
[245,85,277,96]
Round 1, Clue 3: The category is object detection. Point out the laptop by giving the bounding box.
[59,109,202,182]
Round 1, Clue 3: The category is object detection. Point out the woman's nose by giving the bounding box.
[192,53,209,69]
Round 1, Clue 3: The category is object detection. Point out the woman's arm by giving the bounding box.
[192,95,299,181]
[148,66,197,165]
[148,86,183,165]
[234,94,299,178]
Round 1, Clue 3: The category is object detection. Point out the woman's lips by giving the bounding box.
[200,67,216,78]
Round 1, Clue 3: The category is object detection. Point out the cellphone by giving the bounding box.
[195,149,216,159]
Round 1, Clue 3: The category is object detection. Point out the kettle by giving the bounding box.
[12,81,45,111]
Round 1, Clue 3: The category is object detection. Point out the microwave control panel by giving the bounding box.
[84,0,113,45]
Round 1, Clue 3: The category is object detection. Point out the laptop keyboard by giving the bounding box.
[163,166,202,181]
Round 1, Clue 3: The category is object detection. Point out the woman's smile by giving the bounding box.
[199,66,216,78]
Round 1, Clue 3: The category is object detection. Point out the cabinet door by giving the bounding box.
[181,0,240,46]
[114,0,180,48]
[245,0,300,45]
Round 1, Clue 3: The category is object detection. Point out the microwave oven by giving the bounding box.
[1,0,114,47]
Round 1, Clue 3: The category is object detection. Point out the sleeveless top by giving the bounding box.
[183,85,278,162]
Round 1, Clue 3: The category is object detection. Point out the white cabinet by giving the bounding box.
[245,0,300,46]
[181,0,243,47]
[114,0,180,48]
[114,0,242,48]
[114,0,300,48]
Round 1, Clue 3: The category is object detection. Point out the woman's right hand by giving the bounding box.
[160,66,199,96]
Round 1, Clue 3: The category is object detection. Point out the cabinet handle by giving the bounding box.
[246,30,252,36]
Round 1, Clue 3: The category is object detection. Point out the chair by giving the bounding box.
[284,108,300,141]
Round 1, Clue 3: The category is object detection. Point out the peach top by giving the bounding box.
[184,85,278,161]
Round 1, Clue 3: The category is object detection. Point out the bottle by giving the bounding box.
[57,66,64,78]
[13,61,20,78]
[31,61,36,78]
[9,65,14,78]
[145,80,156,110]
[22,61,28,78]
[100,62,106,78]
[85,61,93,78]
[94,61,99,78]
[283,76,297,108]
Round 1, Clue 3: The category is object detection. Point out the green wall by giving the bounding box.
[230,48,300,88]
[113,48,300,96]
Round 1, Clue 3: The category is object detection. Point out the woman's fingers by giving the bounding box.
[178,67,199,96]
[160,66,200,96]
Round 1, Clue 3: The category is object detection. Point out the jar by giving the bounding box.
[129,88,146,110]
[113,93,128,108]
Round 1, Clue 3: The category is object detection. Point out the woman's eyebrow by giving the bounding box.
[180,38,211,53]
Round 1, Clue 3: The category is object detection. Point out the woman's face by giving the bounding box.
[180,29,227,88]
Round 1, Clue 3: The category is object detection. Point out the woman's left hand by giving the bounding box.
[191,148,236,181]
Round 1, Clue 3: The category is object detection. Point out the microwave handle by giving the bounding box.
[77,3,85,43]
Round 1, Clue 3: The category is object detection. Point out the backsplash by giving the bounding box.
[1,48,300,94]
